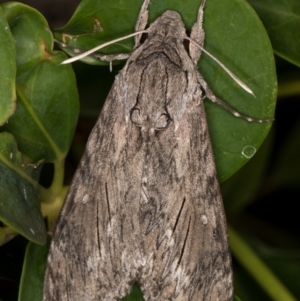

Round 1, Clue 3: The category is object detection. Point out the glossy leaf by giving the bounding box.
[0,2,79,162]
[18,237,51,301]
[0,133,46,244]
[221,131,274,218]
[57,0,276,181]
[0,6,16,125]
[55,0,144,61]
[248,0,300,67]
[198,0,276,181]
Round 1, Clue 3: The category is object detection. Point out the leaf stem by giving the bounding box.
[51,160,65,195]
[41,186,68,231]
[228,226,297,301]
[39,160,68,230]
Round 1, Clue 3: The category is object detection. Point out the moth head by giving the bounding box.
[147,10,186,39]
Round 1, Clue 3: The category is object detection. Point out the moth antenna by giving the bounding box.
[186,37,255,97]
[61,30,148,64]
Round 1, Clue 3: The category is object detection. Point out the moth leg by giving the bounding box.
[189,0,207,63]
[197,73,274,123]
[134,0,151,47]
[90,53,131,62]
[92,53,131,71]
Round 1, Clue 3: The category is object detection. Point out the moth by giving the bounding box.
[43,0,272,300]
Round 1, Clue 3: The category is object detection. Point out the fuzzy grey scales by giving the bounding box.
[44,1,234,300]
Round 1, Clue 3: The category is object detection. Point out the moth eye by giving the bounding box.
[130,108,143,126]
[155,113,170,130]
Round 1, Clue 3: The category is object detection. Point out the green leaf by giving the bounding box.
[0,6,16,125]
[198,0,276,181]
[57,0,276,181]
[18,237,51,301]
[0,2,79,162]
[248,0,300,67]
[221,130,274,218]
[121,283,144,301]
[0,133,46,244]
[55,0,144,63]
